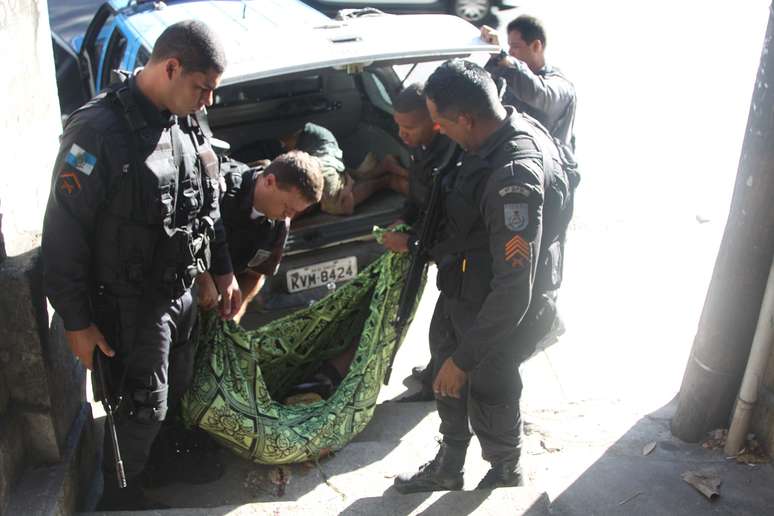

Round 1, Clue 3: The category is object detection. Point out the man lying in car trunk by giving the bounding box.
[196,151,324,323]
[281,122,395,216]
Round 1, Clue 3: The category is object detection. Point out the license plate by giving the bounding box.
[286,256,357,293]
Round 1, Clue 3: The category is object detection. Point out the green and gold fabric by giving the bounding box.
[182,247,420,464]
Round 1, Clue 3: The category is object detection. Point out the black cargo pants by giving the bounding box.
[93,287,197,484]
[429,291,556,465]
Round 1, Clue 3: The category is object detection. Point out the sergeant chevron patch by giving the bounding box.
[505,235,530,268]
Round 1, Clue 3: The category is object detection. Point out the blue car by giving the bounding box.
[52,0,496,326]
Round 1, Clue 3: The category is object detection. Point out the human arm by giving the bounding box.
[196,272,219,311]
[42,113,118,367]
[486,58,575,129]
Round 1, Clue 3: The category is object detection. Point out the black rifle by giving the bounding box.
[94,350,127,489]
[384,164,448,385]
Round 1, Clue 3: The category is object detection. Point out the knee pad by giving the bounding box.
[127,385,169,423]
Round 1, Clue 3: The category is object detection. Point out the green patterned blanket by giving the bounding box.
[181,249,418,464]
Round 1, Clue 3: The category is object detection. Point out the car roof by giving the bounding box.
[111,0,496,86]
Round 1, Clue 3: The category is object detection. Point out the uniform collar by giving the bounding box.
[128,73,175,129]
[415,133,448,159]
[474,106,520,160]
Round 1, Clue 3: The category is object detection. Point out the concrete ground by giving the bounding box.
[81,264,774,515]
[72,0,774,514]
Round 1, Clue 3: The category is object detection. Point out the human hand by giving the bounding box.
[65,324,114,371]
[196,272,219,311]
[480,25,500,47]
[382,232,410,253]
[433,357,467,398]
[213,272,242,320]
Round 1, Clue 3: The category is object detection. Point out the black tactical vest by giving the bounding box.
[91,81,221,298]
[434,115,570,298]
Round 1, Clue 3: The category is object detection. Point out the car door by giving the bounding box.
[97,19,133,90]
[51,32,90,117]
[75,2,118,97]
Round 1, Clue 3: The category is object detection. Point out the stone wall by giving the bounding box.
[0,2,96,513]
[0,0,63,256]
[0,250,96,515]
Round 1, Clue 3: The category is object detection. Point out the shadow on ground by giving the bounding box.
[546,399,774,515]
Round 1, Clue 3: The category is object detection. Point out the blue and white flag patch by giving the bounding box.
[65,144,97,176]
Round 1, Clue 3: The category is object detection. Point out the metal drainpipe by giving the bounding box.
[725,253,774,456]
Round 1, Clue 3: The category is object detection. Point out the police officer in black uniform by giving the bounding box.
[196,151,324,323]
[379,83,460,402]
[41,21,240,510]
[393,60,571,493]
[481,15,577,149]
[381,83,459,252]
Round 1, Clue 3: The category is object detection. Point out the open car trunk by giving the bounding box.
[198,11,496,326]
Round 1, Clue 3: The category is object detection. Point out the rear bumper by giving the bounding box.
[242,239,389,328]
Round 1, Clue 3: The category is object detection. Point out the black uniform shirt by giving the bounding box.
[448,107,547,371]
[41,77,229,331]
[219,168,288,275]
[402,133,457,226]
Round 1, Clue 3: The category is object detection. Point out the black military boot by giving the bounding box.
[394,442,467,494]
[476,460,525,489]
[141,425,225,488]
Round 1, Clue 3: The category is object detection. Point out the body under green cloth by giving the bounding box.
[182,250,421,464]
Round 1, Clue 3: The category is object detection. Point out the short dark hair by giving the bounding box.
[424,59,500,120]
[150,20,227,74]
[267,151,324,204]
[393,83,428,114]
[507,15,546,47]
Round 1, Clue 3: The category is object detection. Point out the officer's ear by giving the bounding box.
[458,113,475,131]
[263,173,277,190]
[164,58,183,81]
[530,39,543,55]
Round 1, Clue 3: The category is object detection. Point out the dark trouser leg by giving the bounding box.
[430,295,472,448]
[444,296,524,465]
[394,295,470,494]
[467,353,523,465]
[101,289,196,486]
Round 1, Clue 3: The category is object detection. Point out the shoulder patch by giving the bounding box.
[499,185,531,197]
[504,203,529,232]
[505,235,531,269]
[65,143,97,176]
[58,171,82,196]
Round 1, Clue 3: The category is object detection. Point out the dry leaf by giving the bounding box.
[642,441,657,456]
[682,469,721,500]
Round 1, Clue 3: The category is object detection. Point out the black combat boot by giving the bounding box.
[394,442,467,494]
[141,425,225,488]
[476,460,525,489]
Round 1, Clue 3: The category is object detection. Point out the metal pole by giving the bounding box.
[672,1,774,442]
